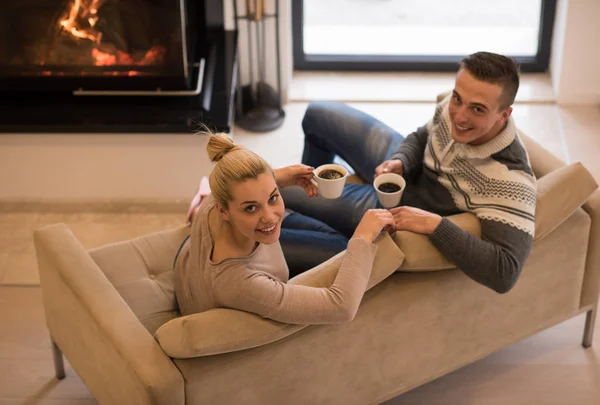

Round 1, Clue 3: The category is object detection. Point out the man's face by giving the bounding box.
[448,69,513,145]
[220,172,285,245]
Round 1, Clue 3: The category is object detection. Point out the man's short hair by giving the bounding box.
[459,52,520,110]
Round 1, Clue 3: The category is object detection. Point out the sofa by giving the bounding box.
[34,131,599,405]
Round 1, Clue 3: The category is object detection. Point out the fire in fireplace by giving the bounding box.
[0,0,237,132]
[1,0,197,90]
[53,0,167,73]
[55,0,167,71]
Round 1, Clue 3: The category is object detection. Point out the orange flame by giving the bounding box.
[91,47,166,67]
[53,0,165,74]
[91,48,115,66]
[59,0,103,43]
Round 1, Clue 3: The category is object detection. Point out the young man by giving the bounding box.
[280,52,537,294]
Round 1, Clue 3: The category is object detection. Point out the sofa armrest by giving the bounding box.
[581,190,600,308]
[34,223,184,405]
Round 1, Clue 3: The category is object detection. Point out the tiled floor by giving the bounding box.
[0,287,98,405]
[1,93,600,403]
[0,212,183,285]
[290,72,556,103]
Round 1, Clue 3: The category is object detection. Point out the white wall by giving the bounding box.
[0,134,212,201]
[550,0,600,105]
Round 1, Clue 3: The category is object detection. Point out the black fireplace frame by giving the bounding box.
[0,0,237,133]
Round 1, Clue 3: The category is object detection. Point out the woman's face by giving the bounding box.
[220,172,285,245]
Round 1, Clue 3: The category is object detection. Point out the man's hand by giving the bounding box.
[274,164,318,198]
[389,206,442,235]
[375,159,403,178]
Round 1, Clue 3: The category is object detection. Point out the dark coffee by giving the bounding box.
[378,182,401,193]
[318,169,344,180]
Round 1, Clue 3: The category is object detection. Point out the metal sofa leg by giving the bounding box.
[51,337,66,380]
[583,306,597,349]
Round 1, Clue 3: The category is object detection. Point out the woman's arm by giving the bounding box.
[213,238,377,324]
[214,210,396,324]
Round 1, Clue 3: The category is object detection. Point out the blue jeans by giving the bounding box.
[280,101,405,271]
[280,212,349,278]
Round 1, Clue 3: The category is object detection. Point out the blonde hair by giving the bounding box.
[205,132,272,208]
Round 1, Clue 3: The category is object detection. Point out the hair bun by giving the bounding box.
[206,133,238,163]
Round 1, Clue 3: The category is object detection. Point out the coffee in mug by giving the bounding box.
[377,182,402,193]
[311,164,348,199]
[318,169,344,180]
[373,173,406,208]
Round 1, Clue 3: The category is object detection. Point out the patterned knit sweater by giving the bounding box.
[390,95,537,293]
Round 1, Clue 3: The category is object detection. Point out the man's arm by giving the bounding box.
[388,124,429,180]
[429,218,533,294]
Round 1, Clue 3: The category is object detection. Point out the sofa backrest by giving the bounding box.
[518,131,566,179]
[88,225,189,334]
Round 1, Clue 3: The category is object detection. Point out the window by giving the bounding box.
[293,0,557,72]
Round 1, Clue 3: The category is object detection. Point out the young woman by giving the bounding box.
[174,133,395,324]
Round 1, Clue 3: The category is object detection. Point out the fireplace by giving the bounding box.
[0,0,237,132]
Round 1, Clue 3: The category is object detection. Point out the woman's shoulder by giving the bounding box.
[196,194,217,217]
[212,244,287,281]
[189,195,217,238]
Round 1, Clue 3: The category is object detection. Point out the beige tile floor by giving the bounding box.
[0,212,184,286]
[290,72,556,103]
[1,97,600,404]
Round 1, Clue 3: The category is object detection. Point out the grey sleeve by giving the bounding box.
[388,124,429,180]
[428,218,533,294]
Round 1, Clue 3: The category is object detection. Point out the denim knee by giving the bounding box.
[302,101,339,133]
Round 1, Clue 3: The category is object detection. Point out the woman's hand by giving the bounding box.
[352,209,396,243]
[274,164,318,198]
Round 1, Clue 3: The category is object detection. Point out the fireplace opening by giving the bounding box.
[0,0,237,132]
[0,0,203,90]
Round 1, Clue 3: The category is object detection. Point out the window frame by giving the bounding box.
[292,0,557,72]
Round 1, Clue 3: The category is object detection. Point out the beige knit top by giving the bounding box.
[173,195,378,324]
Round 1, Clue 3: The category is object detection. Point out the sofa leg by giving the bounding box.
[582,307,597,349]
[51,337,66,380]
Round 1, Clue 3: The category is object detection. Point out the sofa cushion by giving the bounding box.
[88,226,189,334]
[154,233,404,358]
[394,212,481,272]
[534,161,598,240]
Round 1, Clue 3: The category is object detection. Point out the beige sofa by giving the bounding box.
[34,134,599,405]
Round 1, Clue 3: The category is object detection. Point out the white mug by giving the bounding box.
[374,173,406,208]
[311,164,348,199]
